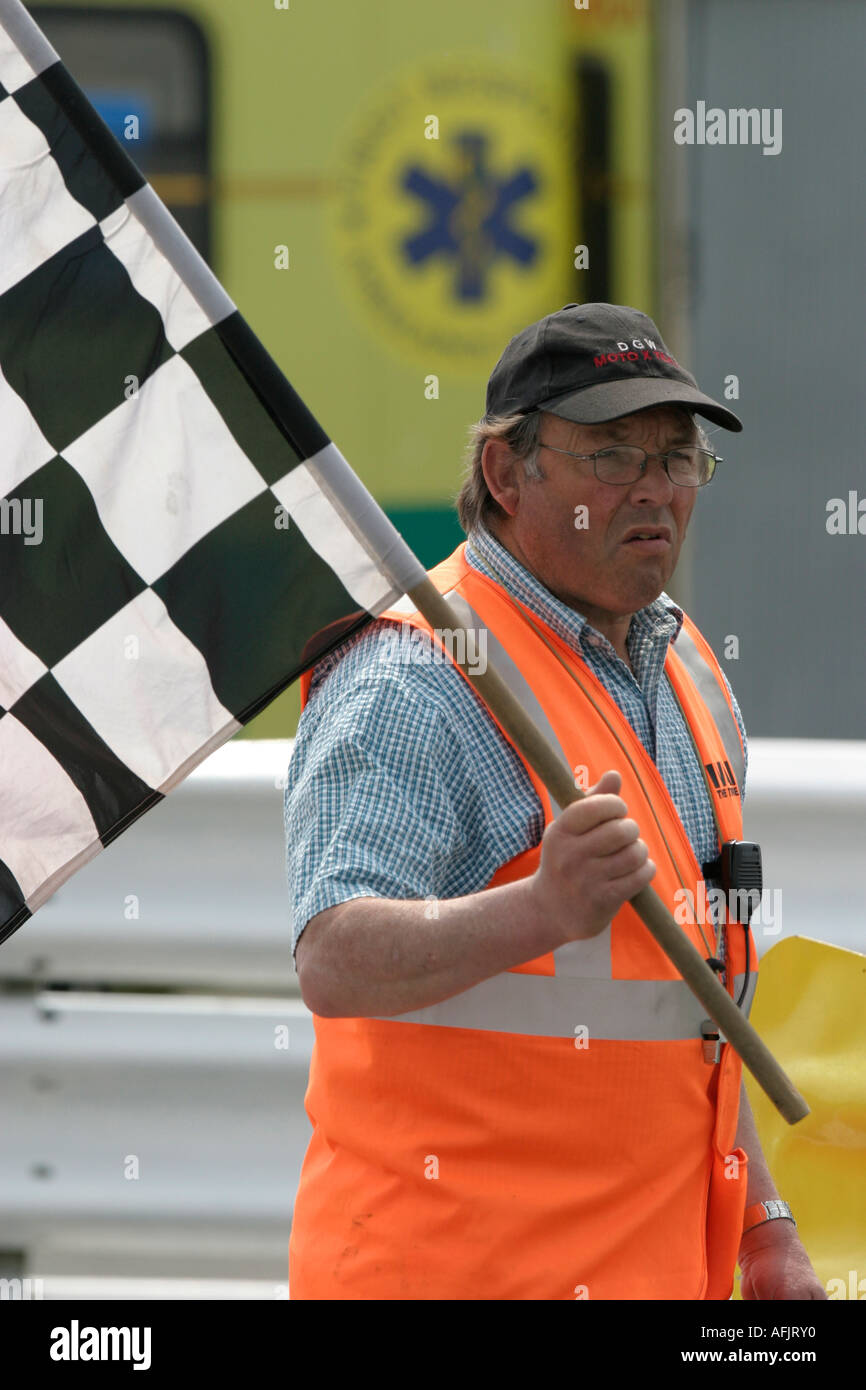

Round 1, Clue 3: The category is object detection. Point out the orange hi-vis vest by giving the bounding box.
[289,543,758,1301]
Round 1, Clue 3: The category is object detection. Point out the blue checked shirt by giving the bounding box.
[284,523,748,963]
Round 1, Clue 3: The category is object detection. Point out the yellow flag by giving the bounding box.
[735,937,866,1300]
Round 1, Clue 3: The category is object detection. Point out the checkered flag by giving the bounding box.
[0,0,425,943]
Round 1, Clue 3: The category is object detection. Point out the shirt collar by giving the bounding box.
[464,521,685,656]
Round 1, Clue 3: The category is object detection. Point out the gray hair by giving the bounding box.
[455,410,544,535]
[455,407,713,535]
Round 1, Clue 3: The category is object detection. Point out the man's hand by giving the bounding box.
[530,769,656,942]
[738,1222,828,1300]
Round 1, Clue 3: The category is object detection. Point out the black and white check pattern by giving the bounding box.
[0,1,411,942]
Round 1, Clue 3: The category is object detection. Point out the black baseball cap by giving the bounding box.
[485,303,742,432]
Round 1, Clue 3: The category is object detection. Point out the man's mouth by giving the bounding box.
[621,526,672,552]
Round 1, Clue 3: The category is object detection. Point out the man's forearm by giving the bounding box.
[735,1079,798,1257]
[296,877,566,1018]
[735,1080,781,1208]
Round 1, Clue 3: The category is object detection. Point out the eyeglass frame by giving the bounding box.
[536,439,722,488]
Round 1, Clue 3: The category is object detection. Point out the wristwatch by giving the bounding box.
[742,1199,796,1235]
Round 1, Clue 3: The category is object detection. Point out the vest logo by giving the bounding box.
[332,58,571,369]
[705,759,740,799]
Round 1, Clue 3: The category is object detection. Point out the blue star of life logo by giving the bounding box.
[401,131,539,301]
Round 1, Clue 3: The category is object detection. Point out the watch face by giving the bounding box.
[764,1200,793,1220]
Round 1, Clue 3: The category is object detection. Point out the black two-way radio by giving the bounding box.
[702,840,763,1009]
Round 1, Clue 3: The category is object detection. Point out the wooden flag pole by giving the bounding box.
[406,575,809,1126]
[0,0,803,1126]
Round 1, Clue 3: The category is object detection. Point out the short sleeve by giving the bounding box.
[284,673,468,961]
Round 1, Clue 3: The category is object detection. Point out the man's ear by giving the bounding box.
[481,438,521,518]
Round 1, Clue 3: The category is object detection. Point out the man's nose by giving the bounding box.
[628,454,676,503]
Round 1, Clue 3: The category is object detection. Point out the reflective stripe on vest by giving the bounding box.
[375,968,757,1038]
[673,626,745,797]
[446,589,570,814]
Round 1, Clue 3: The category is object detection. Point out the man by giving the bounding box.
[284,303,825,1301]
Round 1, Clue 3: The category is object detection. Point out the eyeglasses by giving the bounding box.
[537,441,721,488]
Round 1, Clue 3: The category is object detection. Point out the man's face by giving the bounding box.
[485,404,701,623]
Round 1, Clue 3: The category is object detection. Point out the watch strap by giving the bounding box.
[742,1199,796,1235]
